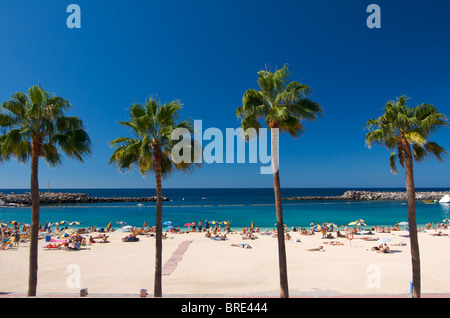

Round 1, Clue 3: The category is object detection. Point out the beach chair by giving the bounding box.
[2,239,13,249]
[44,243,62,250]
[67,242,81,251]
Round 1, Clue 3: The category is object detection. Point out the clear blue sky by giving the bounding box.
[1,0,449,189]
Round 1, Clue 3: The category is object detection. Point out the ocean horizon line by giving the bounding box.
[1,186,449,191]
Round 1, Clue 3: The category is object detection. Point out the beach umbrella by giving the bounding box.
[0,223,7,229]
[210,221,219,225]
[116,221,127,225]
[326,223,338,229]
[106,222,112,229]
[313,224,324,231]
[163,221,173,226]
[398,222,408,226]
[184,223,193,227]
[58,233,71,239]
[166,226,174,231]
[442,219,450,224]
[59,220,69,225]
[378,237,392,244]
[69,221,81,226]
[9,221,20,226]
[349,220,366,226]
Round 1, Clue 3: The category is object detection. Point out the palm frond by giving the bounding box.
[366,96,448,172]
[389,152,398,174]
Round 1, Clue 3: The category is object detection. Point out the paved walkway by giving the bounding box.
[162,240,193,276]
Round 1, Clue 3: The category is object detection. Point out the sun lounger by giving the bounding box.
[44,243,63,250]
[65,241,81,251]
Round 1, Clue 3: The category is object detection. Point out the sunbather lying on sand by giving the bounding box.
[430,231,448,237]
[324,241,343,246]
[361,237,379,241]
[307,246,323,251]
[44,243,62,249]
[231,243,252,249]
[391,241,407,246]
[371,244,383,251]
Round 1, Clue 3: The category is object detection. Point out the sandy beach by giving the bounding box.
[1,227,450,297]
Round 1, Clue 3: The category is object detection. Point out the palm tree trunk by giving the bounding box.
[402,139,421,298]
[28,138,41,297]
[271,127,289,298]
[153,151,163,298]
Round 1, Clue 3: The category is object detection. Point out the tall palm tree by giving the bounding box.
[365,96,448,298]
[0,85,92,296]
[236,65,323,298]
[109,97,199,297]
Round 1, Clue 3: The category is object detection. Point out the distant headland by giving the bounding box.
[0,192,170,206]
[283,190,450,201]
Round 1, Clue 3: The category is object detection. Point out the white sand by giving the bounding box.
[1,228,450,297]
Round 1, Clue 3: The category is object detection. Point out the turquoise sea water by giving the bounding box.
[1,188,449,230]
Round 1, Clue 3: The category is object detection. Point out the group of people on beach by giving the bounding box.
[1,223,29,250]
[2,217,449,253]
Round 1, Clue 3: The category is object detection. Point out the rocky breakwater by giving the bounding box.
[0,192,170,205]
[283,190,450,201]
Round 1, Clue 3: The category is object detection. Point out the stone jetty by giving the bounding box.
[0,192,170,206]
[283,190,450,201]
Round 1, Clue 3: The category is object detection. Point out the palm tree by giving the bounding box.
[0,85,92,296]
[365,96,448,298]
[236,65,323,298]
[109,97,199,297]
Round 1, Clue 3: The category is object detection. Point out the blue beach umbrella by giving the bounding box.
[349,220,367,226]
[326,223,338,229]
[163,221,173,226]
[442,219,450,224]
[1,223,8,229]
[69,221,81,226]
[9,221,21,226]
[117,221,127,225]
[313,224,324,231]
[58,232,71,239]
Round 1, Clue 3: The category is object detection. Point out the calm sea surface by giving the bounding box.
[1,188,449,230]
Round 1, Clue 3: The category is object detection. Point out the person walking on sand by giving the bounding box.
[14,231,20,247]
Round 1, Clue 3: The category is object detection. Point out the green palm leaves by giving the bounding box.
[236,65,323,298]
[365,96,448,174]
[109,96,199,297]
[236,65,322,136]
[0,85,92,166]
[0,84,91,296]
[109,97,199,178]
